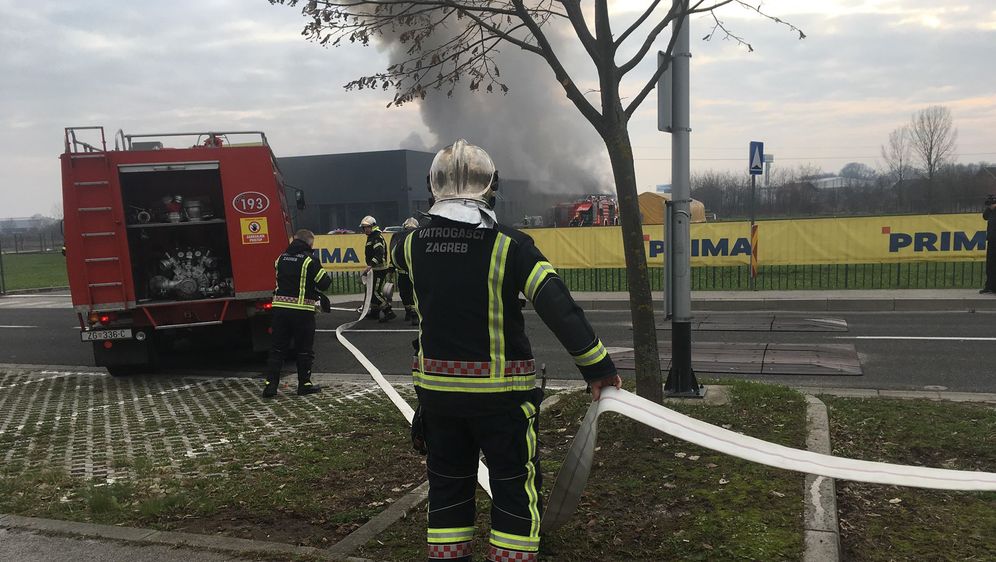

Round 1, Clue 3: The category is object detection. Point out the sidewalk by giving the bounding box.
[3,288,995,313]
[334,289,996,312]
[574,288,996,311]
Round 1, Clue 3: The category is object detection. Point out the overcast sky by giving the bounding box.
[1,0,994,217]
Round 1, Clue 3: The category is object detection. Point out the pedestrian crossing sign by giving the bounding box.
[749,141,764,175]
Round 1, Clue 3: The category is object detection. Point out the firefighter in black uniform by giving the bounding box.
[262,229,332,398]
[360,215,396,322]
[390,217,420,325]
[392,140,621,562]
[982,196,996,294]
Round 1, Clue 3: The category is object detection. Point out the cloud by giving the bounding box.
[0,0,993,216]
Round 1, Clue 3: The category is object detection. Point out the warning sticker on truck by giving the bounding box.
[240,217,270,244]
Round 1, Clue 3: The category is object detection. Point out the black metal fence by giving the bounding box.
[322,261,986,296]
[0,232,64,254]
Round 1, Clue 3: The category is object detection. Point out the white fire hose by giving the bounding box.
[335,273,996,533]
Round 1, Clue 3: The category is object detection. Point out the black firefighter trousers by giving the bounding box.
[986,235,996,291]
[264,307,316,386]
[423,401,542,562]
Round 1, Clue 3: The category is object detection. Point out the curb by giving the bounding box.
[0,514,377,561]
[305,294,996,313]
[803,396,841,562]
[0,286,70,295]
[795,387,996,403]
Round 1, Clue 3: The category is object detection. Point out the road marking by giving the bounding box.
[806,318,848,328]
[0,325,37,329]
[837,336,996,341]
[318,328,418,333]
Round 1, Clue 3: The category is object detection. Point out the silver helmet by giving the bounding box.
[402,217,419,229]
[359,215,377,228]
[429,139,497,205]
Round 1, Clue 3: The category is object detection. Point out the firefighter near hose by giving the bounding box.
[392,139,621,562]
[361,216,396,322]
[390,217,421,326]
[262,229,333,398]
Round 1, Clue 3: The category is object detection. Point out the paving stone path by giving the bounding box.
[0,369,401,484]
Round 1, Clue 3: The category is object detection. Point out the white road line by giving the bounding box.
[806,318,848,328]
[318,328,418,333]
[836,336,996,341]
[0,325,37,329]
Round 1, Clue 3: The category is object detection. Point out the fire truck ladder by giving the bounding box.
[65,127,129,308]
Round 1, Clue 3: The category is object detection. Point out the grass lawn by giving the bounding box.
[1,251,68,291]
[824,396,996,562]
[359,381,809,561]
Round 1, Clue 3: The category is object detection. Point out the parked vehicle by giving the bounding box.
[61,127,296,374]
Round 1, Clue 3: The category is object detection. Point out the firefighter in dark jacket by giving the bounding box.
[360,215,396,322]
[389,217,420,325]
[982,197,996,294]
[392,139,621,562]
[262,229,332,398]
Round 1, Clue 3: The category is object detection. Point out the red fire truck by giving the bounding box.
[553,195,619,227]
[61,127,298,375]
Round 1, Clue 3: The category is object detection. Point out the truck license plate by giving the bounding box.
[81,329,133,342]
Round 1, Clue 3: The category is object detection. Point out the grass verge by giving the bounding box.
[825,396,996,562]
[1,251,68,291]
[358,381,808,561]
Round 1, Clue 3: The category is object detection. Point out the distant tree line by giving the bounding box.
[691,105,995,220]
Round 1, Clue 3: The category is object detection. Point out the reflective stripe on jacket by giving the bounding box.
[271,239,332,312]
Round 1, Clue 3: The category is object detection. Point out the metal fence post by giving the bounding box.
[0,236,6,294]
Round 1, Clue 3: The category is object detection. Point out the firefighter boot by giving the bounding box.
[297,380,321,395]
[379,308,397,323]
[262,354,282,397]
[297,358,321,395]
[262,375,279,398]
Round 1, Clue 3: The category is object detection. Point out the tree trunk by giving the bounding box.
[603,127,663,404]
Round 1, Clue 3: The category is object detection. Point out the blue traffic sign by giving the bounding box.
[749,141,764,175]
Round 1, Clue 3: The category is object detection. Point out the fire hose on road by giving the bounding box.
[334,273,996,533]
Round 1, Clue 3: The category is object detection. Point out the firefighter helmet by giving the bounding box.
[359,215,377,228]
[402,217,419,229]
[428,139,498,205]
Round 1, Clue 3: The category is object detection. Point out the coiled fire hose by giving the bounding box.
[335,273,996,533]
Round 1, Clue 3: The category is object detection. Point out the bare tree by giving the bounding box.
[271,0,801,401]
[880,125,913,184]
[908,105,958,211]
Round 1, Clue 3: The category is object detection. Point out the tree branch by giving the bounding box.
[508,0,604,129]
[623,14,683,119]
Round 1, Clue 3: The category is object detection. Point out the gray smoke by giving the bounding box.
[388,19,613,196]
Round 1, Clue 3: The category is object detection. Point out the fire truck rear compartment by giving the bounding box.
[119,166,235,304]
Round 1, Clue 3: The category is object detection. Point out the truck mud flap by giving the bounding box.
[93,338,154,368]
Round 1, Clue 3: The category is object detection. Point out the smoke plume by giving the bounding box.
[389,20,613,196]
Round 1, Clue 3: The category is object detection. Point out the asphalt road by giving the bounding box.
[1,302,995,392]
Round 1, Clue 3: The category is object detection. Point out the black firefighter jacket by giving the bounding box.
[391,217,616,416]
[271,239,332,312]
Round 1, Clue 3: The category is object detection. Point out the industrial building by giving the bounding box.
[278,150,587,231]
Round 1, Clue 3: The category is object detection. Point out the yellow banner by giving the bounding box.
[311,213,987,271]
